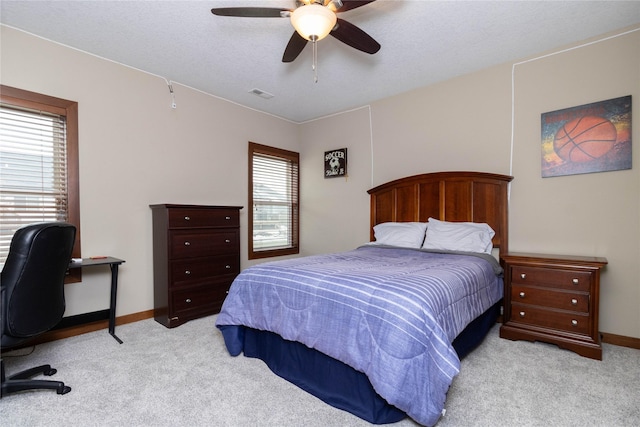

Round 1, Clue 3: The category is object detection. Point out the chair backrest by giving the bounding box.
[1,222,76,341]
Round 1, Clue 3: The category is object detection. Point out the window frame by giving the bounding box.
[0,85,82,282]
[248,141,299,260]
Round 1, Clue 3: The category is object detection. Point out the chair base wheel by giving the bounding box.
[1,359,71,397]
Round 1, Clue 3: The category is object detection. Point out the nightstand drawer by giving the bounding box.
[510,303,590,335]
[511,285,589,313]
[510,265,592,292]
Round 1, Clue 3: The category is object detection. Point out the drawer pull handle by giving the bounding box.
[184,216,190,221]
[185,270,191,275]
[225,265,231,269]
[225,216,231,220]
[184,241,191,246]
[185,298,192,303]
[225,239,231,243]
[571,319,578,326]
[519,311,525,318]
[520,273,526,280]
[571,298,578,305]
[572,278,579,285]
[519,292,525,298]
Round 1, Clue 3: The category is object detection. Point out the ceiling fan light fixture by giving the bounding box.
[290,4,337,41]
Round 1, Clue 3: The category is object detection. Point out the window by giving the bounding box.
[248,142,299,259]
[0,85,81,281]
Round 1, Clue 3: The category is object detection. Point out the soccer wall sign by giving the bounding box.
[324,148,347,178]
[541,95,631,178]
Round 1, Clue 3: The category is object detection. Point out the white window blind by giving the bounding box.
[0,103,68,264]
[251,148,299,255]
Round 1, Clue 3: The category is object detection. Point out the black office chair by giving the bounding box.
[1,222,76,397]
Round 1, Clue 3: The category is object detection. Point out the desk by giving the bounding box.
[68,257,125,344]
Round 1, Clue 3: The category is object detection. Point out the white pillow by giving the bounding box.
[422,218,495,254]
[373,222,428,248]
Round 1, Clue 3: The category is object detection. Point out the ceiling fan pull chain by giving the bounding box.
[312,39,318,83]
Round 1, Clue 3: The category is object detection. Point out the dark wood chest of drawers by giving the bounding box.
[500,252,607,360]
[150,204,242,328]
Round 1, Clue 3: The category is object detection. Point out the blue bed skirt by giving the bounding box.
[219,301,500,424]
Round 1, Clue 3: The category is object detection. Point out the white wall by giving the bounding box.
[299,107,373,255]
[508,28,640,339]
[2,24,639,339]
[1,26,299,317]
[299,26,640,339]
[369,63,513,185]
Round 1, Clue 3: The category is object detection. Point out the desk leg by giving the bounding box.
[109,264,123,344]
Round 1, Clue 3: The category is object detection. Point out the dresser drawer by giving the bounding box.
[171,282,230,316]
[510,303,590,335]
[510,265,592,292]
[170,230,239,258]
[171,255,239,287]
[511,285,589,313]
[168,208,239,228]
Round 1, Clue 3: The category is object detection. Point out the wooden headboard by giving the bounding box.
[368,171,514,253]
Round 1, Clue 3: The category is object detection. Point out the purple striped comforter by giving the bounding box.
[216,245,503,426]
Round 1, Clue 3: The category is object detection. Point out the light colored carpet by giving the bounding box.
[1,315,638,426]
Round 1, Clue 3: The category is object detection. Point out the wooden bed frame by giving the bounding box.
[368,171,514,253]
[221,171,515,425]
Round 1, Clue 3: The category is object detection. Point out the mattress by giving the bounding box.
[216,245,503,426]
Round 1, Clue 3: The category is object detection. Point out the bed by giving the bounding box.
[216,171,513,426]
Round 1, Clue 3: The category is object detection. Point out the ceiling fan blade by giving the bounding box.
[330,18,380,54]
[211,7,290,18]
[282,31,308,63]
[337,0,377,13]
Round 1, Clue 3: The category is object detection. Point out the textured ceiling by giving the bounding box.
[1,1,639,123]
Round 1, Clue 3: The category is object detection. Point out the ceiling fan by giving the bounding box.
[211,0,381,66]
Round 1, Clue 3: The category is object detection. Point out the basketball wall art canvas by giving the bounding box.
[541,95,632,178]
[324,148,347,178]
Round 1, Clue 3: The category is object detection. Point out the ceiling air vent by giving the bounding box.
[249,88,274,100]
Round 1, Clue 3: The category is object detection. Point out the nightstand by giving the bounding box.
[500,252,607,360]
